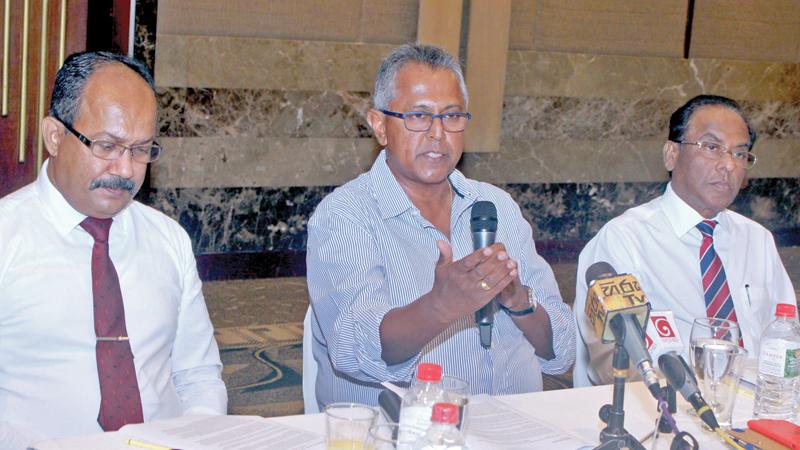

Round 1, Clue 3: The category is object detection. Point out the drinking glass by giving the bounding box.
[692,345,748,428]
[689,318,740,349]
[688,318,740,423]
[364,423,425,450]
[325,403,378,450]
[441,375,470,432]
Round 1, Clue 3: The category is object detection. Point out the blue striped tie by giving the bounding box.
[696,220,742,345]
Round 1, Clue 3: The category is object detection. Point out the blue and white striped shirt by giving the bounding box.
[306,150,575,407]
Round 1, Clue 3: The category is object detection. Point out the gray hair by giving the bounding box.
[49,51,155,126]
[373,44,468,110]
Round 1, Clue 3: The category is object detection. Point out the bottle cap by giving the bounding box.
[416,363,443,382]
[775,303,797,318]
[431,402,459,424]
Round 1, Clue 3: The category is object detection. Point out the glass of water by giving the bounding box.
[689,318,743,428]
[689,318,740,348]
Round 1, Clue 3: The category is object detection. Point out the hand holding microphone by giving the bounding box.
[427,201,517,330]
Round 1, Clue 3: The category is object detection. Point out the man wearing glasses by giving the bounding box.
[573,95,795,387]
[0,52,226,448]
[306,44,575,407]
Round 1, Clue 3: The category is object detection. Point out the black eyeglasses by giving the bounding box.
[56,117,162,164]
[380,109,472,133]
[676,140,757,170]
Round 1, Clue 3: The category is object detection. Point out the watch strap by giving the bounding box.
[500,287,537,316]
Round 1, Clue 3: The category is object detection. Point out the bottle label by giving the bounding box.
[758,338,800,378]
[399,405,432,441]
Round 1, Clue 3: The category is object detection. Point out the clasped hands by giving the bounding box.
[429,240,529,323]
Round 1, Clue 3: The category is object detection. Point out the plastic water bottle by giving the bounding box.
[420,403,467,450]
[754,303,800,420]
[399,363,445,440]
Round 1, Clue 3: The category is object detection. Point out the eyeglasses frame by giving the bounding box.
[379,109,472,133]
[54,116,162,164]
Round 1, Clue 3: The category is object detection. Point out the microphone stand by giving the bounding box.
[595,342,646,450]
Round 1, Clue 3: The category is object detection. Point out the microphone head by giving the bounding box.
[659,352,688,390]
[585,261,617,287]
[471,201,497,233]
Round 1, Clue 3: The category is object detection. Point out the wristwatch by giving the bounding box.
[500,286,538,316]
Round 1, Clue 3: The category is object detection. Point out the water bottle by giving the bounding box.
[754,303,800,420]
[399,363,445,440]
[420,403,467,450]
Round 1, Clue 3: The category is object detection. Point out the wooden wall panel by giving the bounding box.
[157,0,419,44]
[690,0,800,62]
[530,0,686,57]
[416,0,463,58]
[464,0,512,153]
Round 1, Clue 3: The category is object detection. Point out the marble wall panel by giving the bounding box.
[152,137,379,188]
[154,35,394,91]
[157,90,800,142]
[505,51,800,101]
[155,37,800,104]
[139,178,800,255]
[157,88,372,139]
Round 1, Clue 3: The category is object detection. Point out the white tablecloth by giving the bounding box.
[33,382,754,450]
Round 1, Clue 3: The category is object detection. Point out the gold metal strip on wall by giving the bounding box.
[1,0,10,116]
[18,0,30,162]
[58,0,66,65]
[36,0,49,171]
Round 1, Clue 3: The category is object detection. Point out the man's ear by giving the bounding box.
[367,108,388,147]
[41,116,64,158]
[663,140,679,172]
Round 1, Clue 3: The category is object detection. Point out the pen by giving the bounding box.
[745,284,752,307]
[726,433,759,450]
[124,438,179,450]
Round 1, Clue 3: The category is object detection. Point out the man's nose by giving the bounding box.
[109,148,136,178]
[426,116,445,140]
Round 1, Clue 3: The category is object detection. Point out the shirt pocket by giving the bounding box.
[739,285,772,350]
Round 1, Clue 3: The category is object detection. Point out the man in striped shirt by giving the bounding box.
[306,44,575,408]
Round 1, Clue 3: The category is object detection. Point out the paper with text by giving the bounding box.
[466,395,592,450]
[120,415,324,450]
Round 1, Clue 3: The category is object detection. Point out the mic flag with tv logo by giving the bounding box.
[645,311,683,369]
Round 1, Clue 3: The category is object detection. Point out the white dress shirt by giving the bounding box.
[306,150,575,407]
[573,183,796,387]
[0,160,227,448]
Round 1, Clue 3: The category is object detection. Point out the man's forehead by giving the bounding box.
[685,106,748,138]
[393,64,464,101]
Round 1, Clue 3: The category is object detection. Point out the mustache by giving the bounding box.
[89,176,135,193]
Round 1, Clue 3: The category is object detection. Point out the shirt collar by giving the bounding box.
[661,182,726,237]
[368,149,478,219]
[35,158,132,237]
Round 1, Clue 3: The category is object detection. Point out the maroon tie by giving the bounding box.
[81,217,143,431]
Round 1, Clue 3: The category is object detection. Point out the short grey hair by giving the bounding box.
[373,44,468,110]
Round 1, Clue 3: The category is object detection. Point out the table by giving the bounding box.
[33,382,755,450]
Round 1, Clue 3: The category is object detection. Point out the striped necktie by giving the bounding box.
[696,219,743,345]
[81,217,144,431]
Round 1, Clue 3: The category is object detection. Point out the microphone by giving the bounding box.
[471,201,498,349]
[644,310,684,369]
[658,352,720,430]
[584,262,661,398]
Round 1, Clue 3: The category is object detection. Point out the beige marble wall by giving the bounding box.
[153,36,800,188]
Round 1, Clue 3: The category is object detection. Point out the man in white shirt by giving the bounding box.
[573,95,796,387]
[0,52,227,448]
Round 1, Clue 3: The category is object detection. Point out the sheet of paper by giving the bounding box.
[120,415,324,450]
[465,395,593,450]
